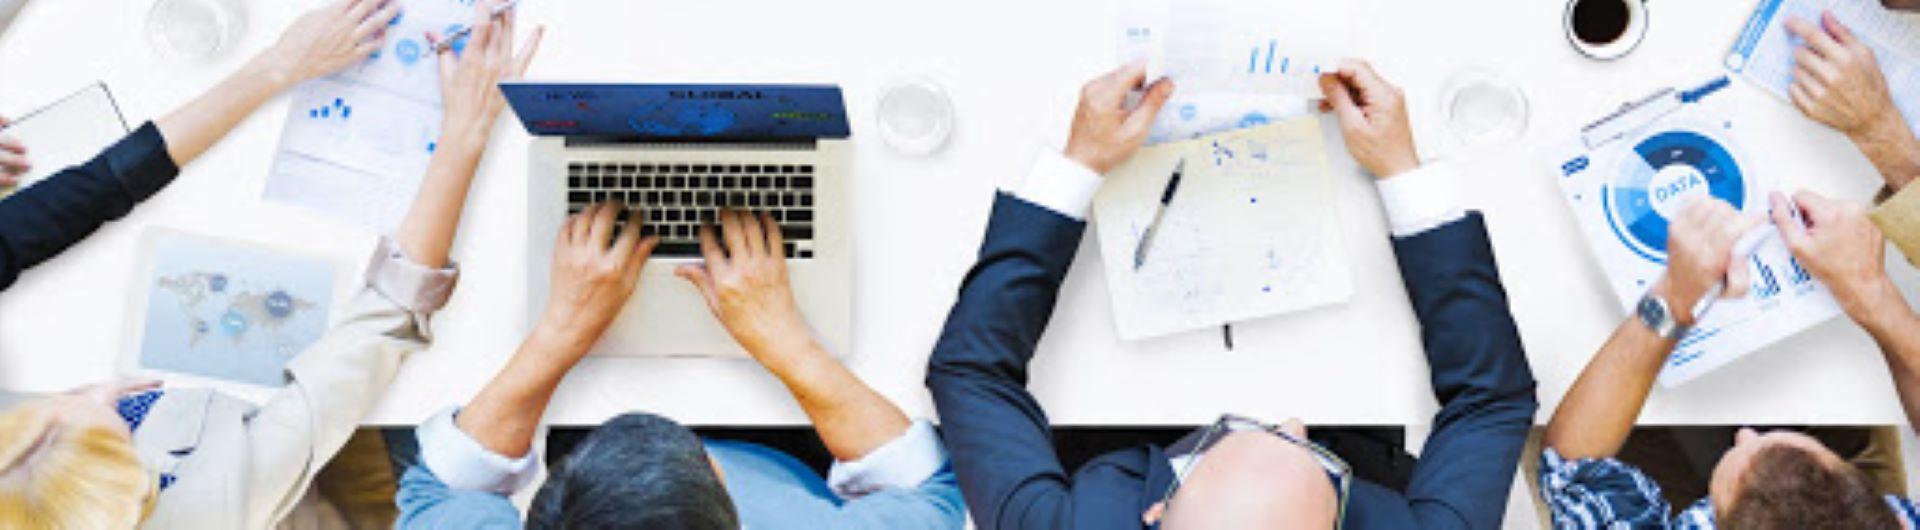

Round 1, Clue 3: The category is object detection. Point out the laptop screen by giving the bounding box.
[500,83,849,141]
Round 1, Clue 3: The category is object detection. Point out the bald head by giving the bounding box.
[1160,430,1338,529]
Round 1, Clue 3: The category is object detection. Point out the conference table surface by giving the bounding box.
[1,0,1914,427]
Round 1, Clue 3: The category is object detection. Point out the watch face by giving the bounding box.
[1638,295,1667,325]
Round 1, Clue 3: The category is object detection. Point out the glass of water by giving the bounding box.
[146,0,246,60]
[1441,68,1529,149]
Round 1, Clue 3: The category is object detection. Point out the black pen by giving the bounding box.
[1132,159,1186,269]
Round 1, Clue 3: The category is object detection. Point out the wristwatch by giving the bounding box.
[1636,290,1688,340]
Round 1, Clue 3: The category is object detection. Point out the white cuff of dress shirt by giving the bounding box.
[367,238,460,314]
[825,419,949,500]
[1009,150,1104,221]
[417,407,539,495]
[1374,163,1467,237]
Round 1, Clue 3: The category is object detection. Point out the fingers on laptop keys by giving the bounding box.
[696,209,788,260]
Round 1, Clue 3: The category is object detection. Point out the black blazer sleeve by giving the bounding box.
[1383,213,1539,530]
[0,122,178,290]
[925,193,1088,530]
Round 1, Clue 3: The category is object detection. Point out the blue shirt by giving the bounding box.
[395,408,964,529]
[1538,447,1920,528]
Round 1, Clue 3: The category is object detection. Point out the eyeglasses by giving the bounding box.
[1158,414,1352,530]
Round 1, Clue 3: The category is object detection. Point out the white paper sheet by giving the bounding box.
[1548,75,1843,386]
[1119,0,1350,97]
[1728,0,1920,137]
[1093,117,1351,341]
[264,0,475,232]
[1119,0,1339,143]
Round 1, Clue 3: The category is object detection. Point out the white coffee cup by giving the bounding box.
[1564,0,1649,60]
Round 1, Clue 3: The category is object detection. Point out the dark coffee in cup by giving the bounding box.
[1564,0,1647,60]
[1571,0,1631,45]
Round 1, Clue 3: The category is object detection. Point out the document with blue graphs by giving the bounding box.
[265,0,478,232]
[1549,75,1842,387]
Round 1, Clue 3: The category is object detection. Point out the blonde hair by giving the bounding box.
[0,403,153,529]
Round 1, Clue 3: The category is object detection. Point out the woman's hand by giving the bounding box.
[262,0,401,87]
[433,0,543,152]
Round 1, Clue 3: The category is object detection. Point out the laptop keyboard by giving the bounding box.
[567,162,817,259]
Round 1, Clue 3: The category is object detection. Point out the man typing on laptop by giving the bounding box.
[393,207,963,529]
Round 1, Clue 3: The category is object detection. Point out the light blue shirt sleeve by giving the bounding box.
[394,462,524,530]
[395,406,535,529]
[827,420,967,529]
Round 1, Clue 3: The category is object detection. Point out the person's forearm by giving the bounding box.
[1852,281,1920,431]
[153,52,297,167]
[758,340,911,462]
[454,325,590,458]
[1852,115,1920,191]
[1543,317,1673,460]
[394,133,487,269]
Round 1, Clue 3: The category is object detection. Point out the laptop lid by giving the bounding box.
[501,83,849,141]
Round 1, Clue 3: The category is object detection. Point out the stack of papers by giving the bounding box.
[1093,117,1351,341]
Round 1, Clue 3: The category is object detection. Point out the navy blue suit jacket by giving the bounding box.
[0,122,177,290]
[926,193,1537,530]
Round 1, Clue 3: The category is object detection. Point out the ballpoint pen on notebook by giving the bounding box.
[429,0,521,53]
[1132,159,1186,270]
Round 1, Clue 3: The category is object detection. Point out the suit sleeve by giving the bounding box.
[925,193,1088,530]
[241,238,458,528]
[1392,213,1539,530]
[0,122,178,290]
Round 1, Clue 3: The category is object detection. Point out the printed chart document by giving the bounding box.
[1728,0,1920,136]
[1119,0,1343,143]
[265,0,473,232]
[123,228,339,388]
[1093,117,1351,341]
[0,83,128,199]
[1547,75,1842,386]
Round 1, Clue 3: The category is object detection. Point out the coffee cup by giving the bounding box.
[1565,0,1649,60]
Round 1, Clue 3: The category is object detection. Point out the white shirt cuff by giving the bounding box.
[416,407,539,495]
[367,237,460,314]
[1007,150,1104,220]
[1374,163,1467,237]
[825,419,949,500]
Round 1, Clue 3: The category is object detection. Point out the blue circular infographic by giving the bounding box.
[1603,128,1747,263]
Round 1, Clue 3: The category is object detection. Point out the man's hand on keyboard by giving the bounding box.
[676,209,818,365]
[535,202,660,354]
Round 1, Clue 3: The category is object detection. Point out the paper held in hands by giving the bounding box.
[264,0,475,232]
[1119,0,1346,144]
[1093,117,1352,342]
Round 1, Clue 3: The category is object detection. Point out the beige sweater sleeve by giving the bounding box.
[1871,184,1920,267]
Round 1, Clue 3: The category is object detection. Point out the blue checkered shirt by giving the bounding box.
[1539,447,1920,529]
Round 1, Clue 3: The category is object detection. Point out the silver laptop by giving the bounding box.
[504,83,852,357]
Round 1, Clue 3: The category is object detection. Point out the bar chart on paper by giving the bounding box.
[265,0,478,232]
[1119,0,1350,97]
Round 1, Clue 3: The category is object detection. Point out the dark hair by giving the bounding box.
[1721,444,1900,530]
[527,413,737,530]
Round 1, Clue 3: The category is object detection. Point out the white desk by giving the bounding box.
[0,0,1914,426]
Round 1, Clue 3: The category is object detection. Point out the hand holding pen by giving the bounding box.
[427,0,520,53]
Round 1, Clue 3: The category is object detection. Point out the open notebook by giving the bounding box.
[1092,117,1351,341]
